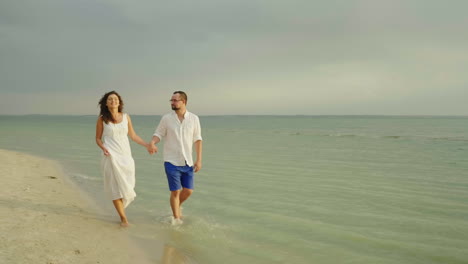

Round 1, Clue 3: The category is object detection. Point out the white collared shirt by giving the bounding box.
[153,111,202,166]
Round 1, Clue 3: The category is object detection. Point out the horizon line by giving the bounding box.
[1,114,467,117]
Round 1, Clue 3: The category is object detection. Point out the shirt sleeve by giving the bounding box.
[193,115,202,143]
[153,116,167,140]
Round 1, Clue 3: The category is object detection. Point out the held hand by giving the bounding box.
[147,144,158,155]
[103,148,110,156]
[194,160,202,172]
[152,145,158,154]
[146,144,153,154]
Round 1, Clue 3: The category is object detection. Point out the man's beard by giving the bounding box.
[171,105,180,110]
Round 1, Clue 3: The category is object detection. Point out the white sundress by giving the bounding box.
[100,113,136,208]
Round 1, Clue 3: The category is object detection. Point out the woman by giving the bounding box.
[95,91,149,227]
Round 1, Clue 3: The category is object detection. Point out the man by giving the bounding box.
[148,91,203,225]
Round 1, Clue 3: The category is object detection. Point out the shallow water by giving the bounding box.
[1,115,467,263]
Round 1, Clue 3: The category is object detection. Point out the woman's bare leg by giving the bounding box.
[112,199,129,227]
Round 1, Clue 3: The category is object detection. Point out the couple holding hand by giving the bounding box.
[96,91,202,227]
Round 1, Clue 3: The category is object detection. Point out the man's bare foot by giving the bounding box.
[171,217,183,226]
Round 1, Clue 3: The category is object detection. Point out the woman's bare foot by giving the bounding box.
[120,218,129,227]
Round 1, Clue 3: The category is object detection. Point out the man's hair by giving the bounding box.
[173,91,187,104]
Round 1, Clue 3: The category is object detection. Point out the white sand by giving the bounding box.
[0,149,153,264]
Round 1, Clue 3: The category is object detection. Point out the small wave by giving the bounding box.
[70,173,100,181]
[429,137,468,142]
[383,136,401,139]
[312,132,468,142]
[157,214,179,225]
[326,134,359,138]
[226,130,240,133]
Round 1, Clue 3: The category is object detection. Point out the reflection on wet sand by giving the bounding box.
[161,244,191,264]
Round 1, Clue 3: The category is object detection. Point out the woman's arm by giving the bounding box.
[127,114,150,148]
[96,116,110,156]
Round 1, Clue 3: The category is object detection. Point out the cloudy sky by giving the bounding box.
[1,0,467,115]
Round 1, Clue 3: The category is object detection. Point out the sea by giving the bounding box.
[0,115,467,264]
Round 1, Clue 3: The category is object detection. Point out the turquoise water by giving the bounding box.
[1,115,467,263]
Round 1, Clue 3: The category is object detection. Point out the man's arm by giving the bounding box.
[147,116,166,154]
[193,115,203,172]
[150,135,161,145]
[194,140,202,172]
[147,135,160,154]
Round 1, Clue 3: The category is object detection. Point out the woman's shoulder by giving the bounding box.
[96,115,106,126]
[123,113,132,123]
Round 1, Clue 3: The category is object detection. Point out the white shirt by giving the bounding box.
[153,111,202,166]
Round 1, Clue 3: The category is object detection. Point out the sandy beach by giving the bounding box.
[0,149,153,264]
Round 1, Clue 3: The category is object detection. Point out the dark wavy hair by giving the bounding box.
[98,91,124,124]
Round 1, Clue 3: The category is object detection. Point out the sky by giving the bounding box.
[1,0,467,115]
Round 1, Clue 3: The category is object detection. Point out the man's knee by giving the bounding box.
[182,188,193,196]
[170,190,181,198]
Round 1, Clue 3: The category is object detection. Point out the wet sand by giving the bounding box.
[0,149,153,264]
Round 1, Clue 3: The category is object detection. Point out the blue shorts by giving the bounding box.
[164,162,194,191]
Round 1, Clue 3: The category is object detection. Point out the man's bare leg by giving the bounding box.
[179,188,193,217]
[170,190,182,219]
